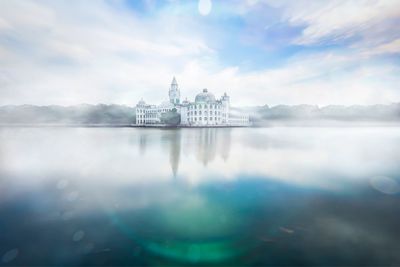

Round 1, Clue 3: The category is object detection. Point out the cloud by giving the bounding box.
[0,0,215,105]
[361,38,400,56]
[263,0,400,46]
[176,50,400,106]
[0,0,399,106]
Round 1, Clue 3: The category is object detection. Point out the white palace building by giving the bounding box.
[136,77,250,127]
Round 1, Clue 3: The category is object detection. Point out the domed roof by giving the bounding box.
[195,89,216,103]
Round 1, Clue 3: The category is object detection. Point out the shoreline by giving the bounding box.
[0,123,250,128]
[1,121,400,128]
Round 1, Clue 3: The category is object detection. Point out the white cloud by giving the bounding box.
[361,38,400,56]
[177,51,400,106]
[262,0,400,46]
[0,0,399,106]
[0,0,215,105]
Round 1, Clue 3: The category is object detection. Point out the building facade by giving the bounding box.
[135,77,250,127]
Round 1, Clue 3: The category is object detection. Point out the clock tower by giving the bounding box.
[169,77,180,105]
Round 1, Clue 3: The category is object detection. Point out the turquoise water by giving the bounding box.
[1,127,400,266]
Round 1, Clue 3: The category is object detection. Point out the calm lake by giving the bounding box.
[1,127,400,266]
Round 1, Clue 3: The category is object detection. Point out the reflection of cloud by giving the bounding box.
[2,127,400,265]
[1,127,400,191]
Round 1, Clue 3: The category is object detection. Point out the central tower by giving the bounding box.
[169,77,180,105]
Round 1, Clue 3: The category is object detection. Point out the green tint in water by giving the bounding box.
[158,193,241,238]
[145,239,241,263]
[109,191,249,264]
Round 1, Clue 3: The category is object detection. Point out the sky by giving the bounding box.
[0,0,399,106]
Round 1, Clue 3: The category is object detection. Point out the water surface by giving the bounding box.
[1,127,400,266]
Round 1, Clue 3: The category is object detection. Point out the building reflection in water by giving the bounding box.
[168,130,181,177]
[193,128,231,166]
[195,128,217,166]
[218,128,231,161]
[137,128,231,177]
[139,132,147,156]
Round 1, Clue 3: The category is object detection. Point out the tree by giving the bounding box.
[161,108,181,126]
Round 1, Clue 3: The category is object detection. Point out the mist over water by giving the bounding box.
[1,127,400,265]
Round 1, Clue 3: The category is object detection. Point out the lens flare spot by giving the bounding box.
[82,243,94,254]
[57,179,69,190]
[198,0,212,16]
[370,176,400,195]
[73,230,85,242]
[2,249,18,263]
[67,191,79,201]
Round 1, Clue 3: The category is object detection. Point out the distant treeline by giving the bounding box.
[0,103,399,125]
[0,104,136,125]
[234,103,400,125]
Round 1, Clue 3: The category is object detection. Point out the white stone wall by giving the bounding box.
[136,106,145,125]
[186,102,225,126]
[136,104,176,125]
[221,94,230,124]
[180,106,188,125]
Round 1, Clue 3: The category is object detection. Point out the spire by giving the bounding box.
[169,76,180,104]
[171,76,178,85]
